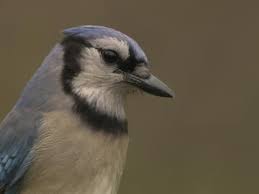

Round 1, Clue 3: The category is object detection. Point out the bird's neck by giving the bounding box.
[72,87,128,135]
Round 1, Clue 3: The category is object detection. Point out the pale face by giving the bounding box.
[70,37,136,119]
[61,27,174,119]
[71,37,137,93]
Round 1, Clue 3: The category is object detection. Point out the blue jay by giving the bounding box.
[0,25,175,194]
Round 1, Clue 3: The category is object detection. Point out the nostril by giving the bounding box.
[132,65,150,79]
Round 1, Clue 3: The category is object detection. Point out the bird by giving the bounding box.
[0,25,175,194]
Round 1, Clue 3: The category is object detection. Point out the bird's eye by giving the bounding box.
[101,49,120,64]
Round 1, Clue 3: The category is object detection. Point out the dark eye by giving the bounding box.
[101,49,120,64]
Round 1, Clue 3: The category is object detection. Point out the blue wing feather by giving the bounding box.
[0,109,41,193]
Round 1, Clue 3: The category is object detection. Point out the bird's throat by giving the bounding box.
[72,91,128,135]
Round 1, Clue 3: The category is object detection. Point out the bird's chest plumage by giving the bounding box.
[20,111,129,194]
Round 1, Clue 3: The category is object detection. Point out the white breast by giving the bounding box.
[20,111,129,194]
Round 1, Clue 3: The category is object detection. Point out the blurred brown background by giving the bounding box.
[0,0,259,193]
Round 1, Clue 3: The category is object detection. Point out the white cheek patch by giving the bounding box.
[71,70,126,119]
[80,48,102,72]
[90,37,129,60]
[72,82,127,120]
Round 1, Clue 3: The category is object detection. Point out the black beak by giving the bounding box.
[125,73,175,98]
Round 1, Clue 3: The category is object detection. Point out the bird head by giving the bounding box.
[60,26,175,120]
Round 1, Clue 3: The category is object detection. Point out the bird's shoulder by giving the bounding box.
[0,107,41,192]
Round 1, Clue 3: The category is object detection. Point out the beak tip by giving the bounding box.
[126,73,176,100]
[165,90,176,99]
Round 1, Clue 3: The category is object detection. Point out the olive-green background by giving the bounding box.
[0,0,259,194]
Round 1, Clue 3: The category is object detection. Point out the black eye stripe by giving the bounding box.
[116,45,148,73]
[117,57,136,72]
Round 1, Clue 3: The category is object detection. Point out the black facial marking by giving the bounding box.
[117,46,147,73]
[73,94,128,135]
[61,36,92,94]
[61,36,128,135]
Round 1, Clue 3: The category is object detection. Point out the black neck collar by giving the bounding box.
[72,94,128,135]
